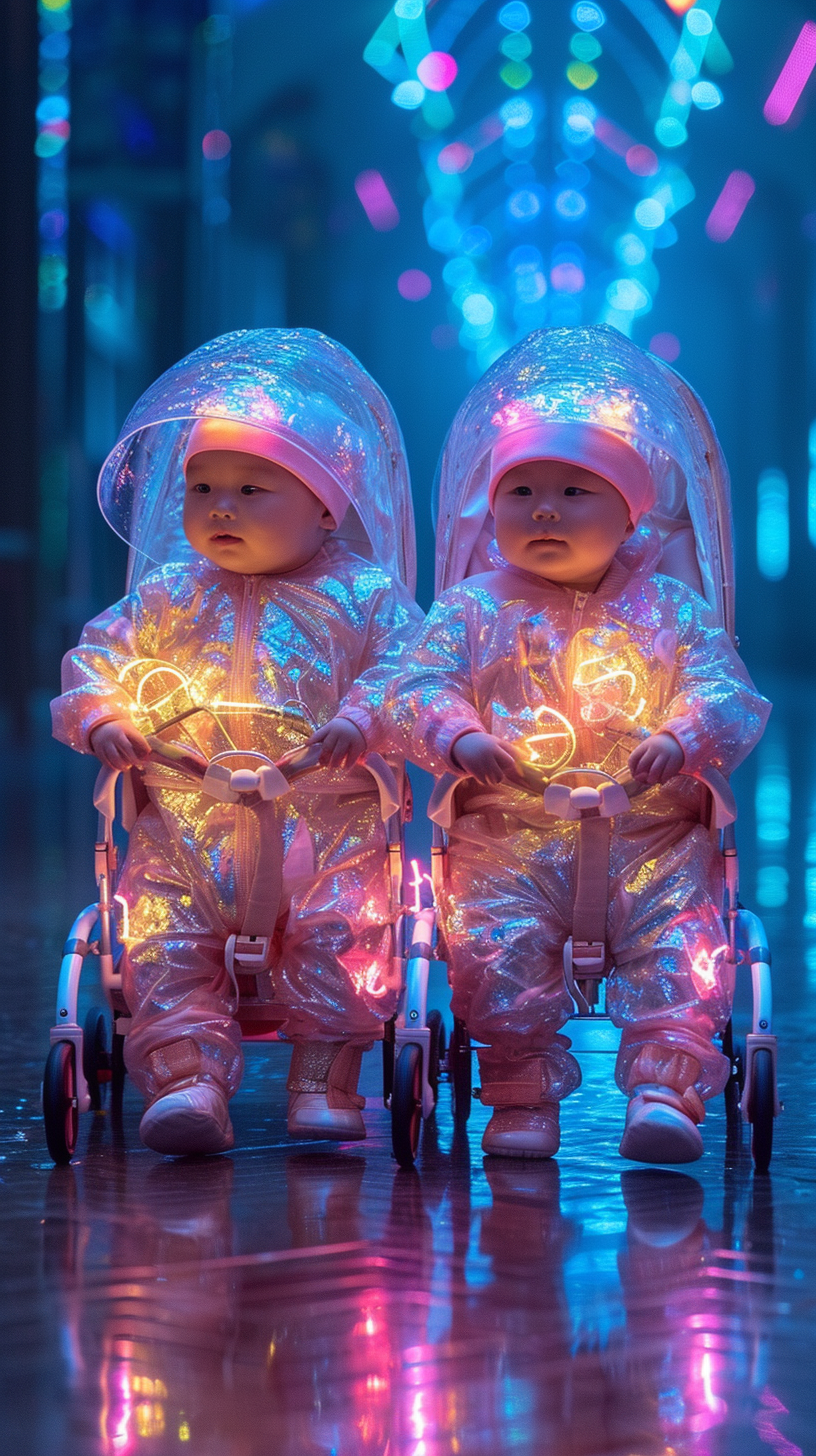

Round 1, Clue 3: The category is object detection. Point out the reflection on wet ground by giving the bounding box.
[2,674,815,1455]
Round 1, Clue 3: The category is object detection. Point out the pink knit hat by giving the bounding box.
[487,420,656,525]
[183,416,349,526]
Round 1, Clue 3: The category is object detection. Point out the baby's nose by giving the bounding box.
[210,501,235,517]
[533,500,559,519]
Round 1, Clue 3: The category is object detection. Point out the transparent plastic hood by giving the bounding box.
[433,325,735,636]
[98,329,416,593]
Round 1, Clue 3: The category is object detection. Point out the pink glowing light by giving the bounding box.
[764,22,816,126]
[437,141,473,174]
[705,171,755,242]
[408,858,435,914]
[417,51,458,92]
[690,943,729,998]
[354,170,400,231]
[594,116,633,158]
[550,262,585,294]
[397,269,432,301]
[649,331,681,362]
[202,129,231,160]
[626,144,659,177]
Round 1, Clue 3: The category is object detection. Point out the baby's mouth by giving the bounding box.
[211,531,243,544]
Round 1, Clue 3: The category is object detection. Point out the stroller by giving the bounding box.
[418,326,778,1173]
[43,328,444,1165]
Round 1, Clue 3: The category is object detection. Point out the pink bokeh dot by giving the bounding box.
[202,129,231,161]
[398,269,432,301]
[417,51,458,92]
[626,144,659,177]
[649,332,681,362]
[438,141,473,175]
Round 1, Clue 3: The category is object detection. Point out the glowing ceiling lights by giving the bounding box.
[756,469,789,581]
[763,21,816,126]
[705,170,755,242]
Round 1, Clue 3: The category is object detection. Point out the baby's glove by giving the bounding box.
[307,716,366,769]
[90,719,151,771]
[451,730,518,787]
[628,731,684,785]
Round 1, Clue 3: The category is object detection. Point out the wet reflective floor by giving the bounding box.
[2,673,815,1456]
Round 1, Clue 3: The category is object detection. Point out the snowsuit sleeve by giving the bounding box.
[50,576,168,753]
[384,587,487,773]
[337,576,426,753]
[658,588,771,776]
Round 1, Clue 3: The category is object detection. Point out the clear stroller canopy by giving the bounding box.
[98,329,417,593]
[434,326,735,637]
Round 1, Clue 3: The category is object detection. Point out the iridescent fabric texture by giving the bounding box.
[390,326,769,1102]
[51,330,420,1098]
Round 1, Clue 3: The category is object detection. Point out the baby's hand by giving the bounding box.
[89,719,151,771]
[451,731,517,787]
[628,731,684,785]
[307,716,366,769]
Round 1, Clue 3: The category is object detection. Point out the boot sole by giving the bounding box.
[619,1104,703,1165]
[481,1136,558,1160]
[140,1108,234,1157]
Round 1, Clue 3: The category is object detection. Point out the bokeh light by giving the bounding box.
[634,198,665,229]
[763,21,816,126]
[626,145,659,177]
[202,129,231,161]
[498,2,531,31]
[691,82,723,110]
[354,170,400,231]
[554,189,587,219]
[705,170,755,242]
[437,142,473,174]
[757,469,789,581]
[397,269,432,300]
[649,332,681,362]
[391,80,425,110]
[417,52,458,92]
[571,2,605,31]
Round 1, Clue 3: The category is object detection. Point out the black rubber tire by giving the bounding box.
[43,1041,79,1166]
[83,1006,111,1111]
[111,1026,127,1108]
[749,1048,774,1174]
[391,1042,423,1169]
[721,1021,742,1125]
[449,1017,472,1125]
[426,1009,444,1105]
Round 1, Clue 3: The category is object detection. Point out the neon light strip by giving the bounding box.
[705,170,755,242]
[764,21,816,126]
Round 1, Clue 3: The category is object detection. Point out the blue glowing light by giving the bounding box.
[691,81,723,110]
[498,2,531,32]
[507,187,542,220]
[606,277,651,313]
[36,95,69,123]
[500,97,534,130]
[394,0,424,18]
[555,188,587,219]
[563,98,596,143]
[571,2,605,31]
[756,468,789,580]
[461,292,495,325]
[509,243,542,269]
[460,225,493,255]
[686,10,713,38]
[615,233,647,265]
[808,420,816,546]
[634,198,665,229]
[654,116,687,147]
[392,80,425,109]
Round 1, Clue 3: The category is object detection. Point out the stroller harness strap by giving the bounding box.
[572,812,612,951]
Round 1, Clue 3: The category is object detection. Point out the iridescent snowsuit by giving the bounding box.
[51,330,420,1106]
[391,325,770,1106]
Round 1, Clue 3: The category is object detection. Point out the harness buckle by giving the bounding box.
[225,933,273,978]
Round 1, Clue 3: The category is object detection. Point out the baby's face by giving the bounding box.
[493,458,633,591]
[183,450,335,575]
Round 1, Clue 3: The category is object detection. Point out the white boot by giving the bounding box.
[619,1087,704,1164]
[286,1042,367,1141]
[140,1081,234,1156]
[482,1104,560,1160]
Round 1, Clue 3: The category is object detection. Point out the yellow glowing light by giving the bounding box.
[178,1420,191,1442]
[366,1374,388,1393]
[267,1341,276,1360]
[135,1401,165,1438]
[526,704,577,772]
[566,60,598,90]
[573,652,646,724]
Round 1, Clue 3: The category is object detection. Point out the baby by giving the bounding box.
[391,408,769,1165]
[52,331,420,1157]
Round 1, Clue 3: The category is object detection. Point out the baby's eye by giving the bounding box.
[511,485,533,496]
[241,484,260,495]
[191,483,210,494]
[563,486,587,496]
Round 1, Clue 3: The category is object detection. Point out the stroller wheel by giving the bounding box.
[427,1009,444,1105]
[83,1007,112,1111]
[749,1048,774,1174]
[43,1041,79,1166]
[449,1017,472,1126]
[111,1021,127,1108]
[391,1042,423,1169]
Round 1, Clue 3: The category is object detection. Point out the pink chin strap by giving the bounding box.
[183,416,350,526]
[487,421,657,526]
